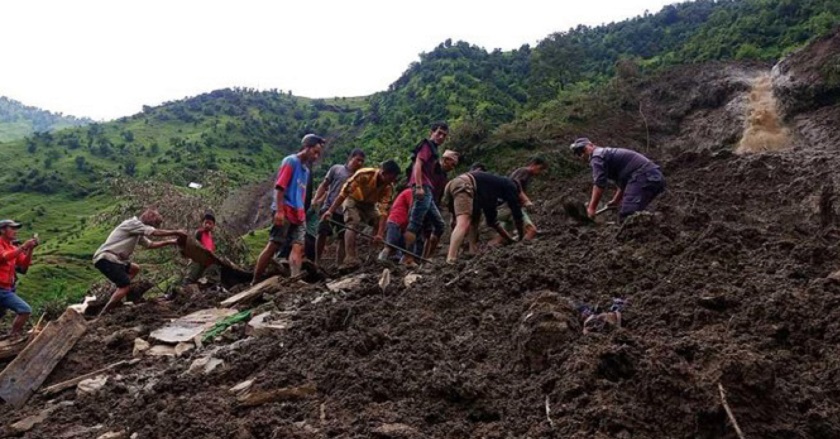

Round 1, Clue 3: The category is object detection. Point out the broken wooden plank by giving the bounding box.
[0,336,31,361]
[149,308,237,344]
[0,309,87,407]
[40,358,140,396]
[237,382,317,407]
[221,276,284,308]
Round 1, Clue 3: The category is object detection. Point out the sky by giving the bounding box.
[0,0,680,121]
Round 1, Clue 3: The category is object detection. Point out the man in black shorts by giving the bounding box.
[93,209,186,315]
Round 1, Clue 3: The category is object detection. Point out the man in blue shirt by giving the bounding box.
[570,138,666,221]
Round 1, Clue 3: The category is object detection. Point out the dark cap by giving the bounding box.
[0,220,22,229]
[469,162,487,172]
[203,212,216,223]
[570,137,591,155]
[301,134,325,148]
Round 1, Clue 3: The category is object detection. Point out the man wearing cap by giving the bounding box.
[312,148,366,264]
[570,138,666,221]
[443,171,525,264]
[403,122,449,266]
[322,160,399,267]
[94,209,186,315]
[0,220,37,337]
[253,134,324,283]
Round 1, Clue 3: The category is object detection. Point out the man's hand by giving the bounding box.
[274,211,285,227]
[524,200,534,208]
[587,205,597,218]
[176,230,188,238]
[320,211,332,223]
[22,239,38,250]
[373,234,384,246]
[414,186,425,200]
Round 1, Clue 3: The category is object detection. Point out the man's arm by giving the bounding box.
[273,188,285,226]
[608,188,624,207]
[587,185,605,218]
[150,229,187,238]
[146,239,179,249]
[412,145,428,199]
[313,168,333,205]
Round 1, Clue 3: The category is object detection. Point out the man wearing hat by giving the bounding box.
[0,220,38,337]
[253,134,324,283]
[570,138,666,221]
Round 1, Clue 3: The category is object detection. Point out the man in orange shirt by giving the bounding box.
[0,220,38,337]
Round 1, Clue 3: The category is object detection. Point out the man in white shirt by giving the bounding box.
[93,209,185,315]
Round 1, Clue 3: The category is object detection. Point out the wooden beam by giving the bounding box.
[220,276,286,308]
[40,358,140,396]
[0,337,31,361]
[0,309,87,407]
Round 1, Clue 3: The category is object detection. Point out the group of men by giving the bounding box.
[0,124,666,335]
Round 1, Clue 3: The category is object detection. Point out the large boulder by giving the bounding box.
[773,27,840,119]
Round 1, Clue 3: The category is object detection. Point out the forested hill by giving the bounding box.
[0,96,92,142]
[343,0,840,161]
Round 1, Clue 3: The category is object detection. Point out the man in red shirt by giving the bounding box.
[378,188,414,262]
[177,212,217,292]
[253,134,324,283]
[0,220,38,337]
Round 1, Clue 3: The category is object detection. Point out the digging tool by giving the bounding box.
[324,218,434,265]
[563,200,615,224]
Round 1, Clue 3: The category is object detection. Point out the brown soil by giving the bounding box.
[4,30,840,439]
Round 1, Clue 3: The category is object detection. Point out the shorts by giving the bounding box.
[269,217,306,246]
[0,287,32,316]
[446,176,475,217]
[95,258,132,288]
[317,213,345,237]
[343,198,379,228]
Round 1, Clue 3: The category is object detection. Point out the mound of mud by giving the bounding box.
[5,35,840,439]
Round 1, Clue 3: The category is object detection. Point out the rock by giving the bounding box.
[403,274,421,287]
[372,423,419,438]
[772,27,840,118]
[247,312,292,336]
[174,342,194,357]
[517,291,580,372]
[77,375,108,396]
[229,379,254,395]
[57,424,104,438]
[327,274,368,292]
[132,338,150,357]
[378,268,392,291]
[146,345,176,357]
[97,431,127,439]
[189,356,224,375]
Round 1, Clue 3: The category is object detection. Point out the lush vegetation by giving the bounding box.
[1,0,838,312]
[0,96,92,143]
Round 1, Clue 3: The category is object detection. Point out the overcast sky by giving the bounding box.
[0,0,680,121]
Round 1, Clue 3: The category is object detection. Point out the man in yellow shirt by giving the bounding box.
[321,160,399,267]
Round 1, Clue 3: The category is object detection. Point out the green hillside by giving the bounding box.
[2,0,839,312]
[0,96,92,142]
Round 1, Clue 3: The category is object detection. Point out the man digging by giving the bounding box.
[570,137,666,221]
[321,160,399,268]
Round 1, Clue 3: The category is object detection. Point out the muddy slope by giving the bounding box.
[4,29,840,439]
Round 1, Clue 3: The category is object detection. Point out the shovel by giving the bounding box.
[563,201,614,224]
